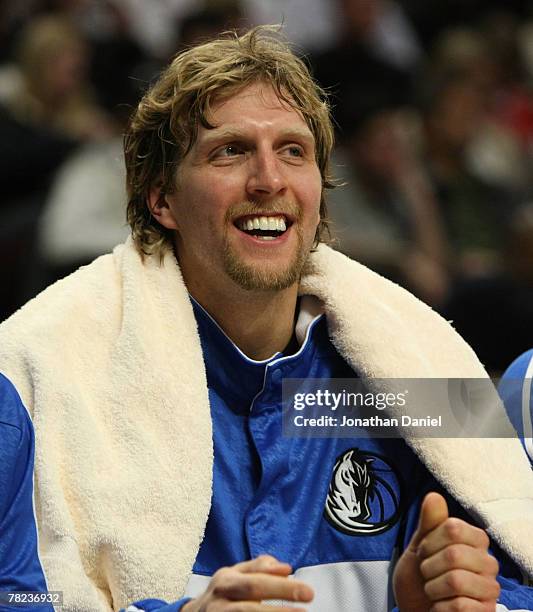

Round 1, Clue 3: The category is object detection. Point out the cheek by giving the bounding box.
[191,172,239,215]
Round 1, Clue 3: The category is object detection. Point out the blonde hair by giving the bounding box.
[124,25,335,258]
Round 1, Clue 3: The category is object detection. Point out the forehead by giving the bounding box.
[199,82,313,141]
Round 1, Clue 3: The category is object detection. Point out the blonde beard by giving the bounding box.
[222,223,308,291]
[221,198,311,291]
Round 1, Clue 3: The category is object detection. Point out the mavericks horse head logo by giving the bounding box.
[324,448,403,536]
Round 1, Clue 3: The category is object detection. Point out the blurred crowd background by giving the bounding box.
[1,0,533,374]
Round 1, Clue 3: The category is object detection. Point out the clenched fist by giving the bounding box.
[393,492,500,611]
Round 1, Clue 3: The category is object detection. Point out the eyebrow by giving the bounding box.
[197,126,315,149]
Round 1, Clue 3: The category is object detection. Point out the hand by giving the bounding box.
[393,492,500,611]
[182,554,314,611]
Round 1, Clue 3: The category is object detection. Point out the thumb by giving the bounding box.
[409,492,449,551]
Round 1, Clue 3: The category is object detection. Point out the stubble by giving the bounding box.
[221,202,311,291]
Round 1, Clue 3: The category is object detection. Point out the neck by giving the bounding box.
[187,279,299,361]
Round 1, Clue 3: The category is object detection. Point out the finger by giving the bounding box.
[418,519,490,560]
[424,569,501,601]
[408,492,449,552]
[212,571,314,603]
[234,555,292,576]
[420,545,500,581]
[430,597,497,612]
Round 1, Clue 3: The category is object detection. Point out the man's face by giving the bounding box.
[154,82,322,294]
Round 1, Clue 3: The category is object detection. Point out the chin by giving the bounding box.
[224,256,304,292]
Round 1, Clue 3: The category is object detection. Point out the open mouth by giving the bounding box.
[234,214,292,241]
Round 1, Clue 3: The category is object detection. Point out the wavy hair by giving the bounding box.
[124,25,335,259]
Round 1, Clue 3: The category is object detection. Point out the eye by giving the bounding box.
[283,145,305,158]
[212,143,243,159]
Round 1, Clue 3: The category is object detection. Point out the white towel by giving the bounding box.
[0,238,532,610]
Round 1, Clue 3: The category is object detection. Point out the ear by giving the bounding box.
[147,183,179,231]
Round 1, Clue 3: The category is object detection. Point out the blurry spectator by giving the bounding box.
[479,11,533,158]
[430,24,530,191]
[419,72,523,278]
[335,0,423,71]
[426,18,533,366]
[36,137,129,288]
[2,14,114,139]
[328,105,450,308]
[311,1,451,307]
[418,14,533,186]
[75,0,155,123]
[0,12,117,322]
[0,103,78,321]
[312,0,421,139]
[430,27,498,94]
[2,0,160,124]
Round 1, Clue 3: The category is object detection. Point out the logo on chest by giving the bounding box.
[324,448,403,536]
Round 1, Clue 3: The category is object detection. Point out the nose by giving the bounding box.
[246,149,287,198]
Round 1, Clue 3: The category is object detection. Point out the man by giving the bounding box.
[0,27,532,612]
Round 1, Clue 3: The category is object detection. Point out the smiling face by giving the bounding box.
[151,82,322,297]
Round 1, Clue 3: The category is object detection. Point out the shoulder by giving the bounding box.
[501,349,533,381]
[499,350,533,462]
[499,349,533,411]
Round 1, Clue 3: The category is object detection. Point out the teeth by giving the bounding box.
[236,215,288,232]
[258,235,276,241]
